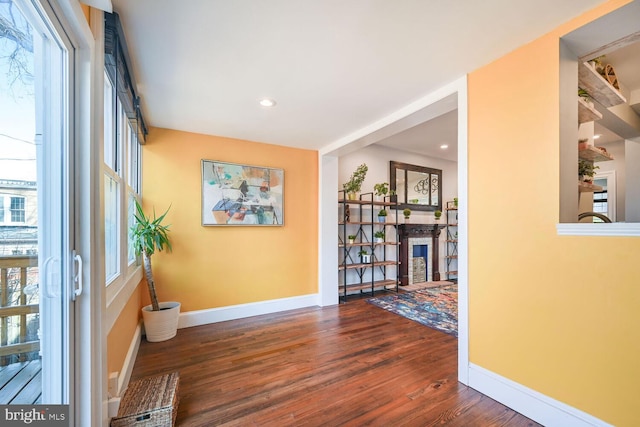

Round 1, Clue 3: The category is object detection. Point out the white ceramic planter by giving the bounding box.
[142,301,181,342]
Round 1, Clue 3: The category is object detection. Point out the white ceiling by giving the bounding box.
[112,0,607,154]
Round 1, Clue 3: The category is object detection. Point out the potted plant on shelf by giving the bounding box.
[342,163,368,200]
[358,249,371,264]
[403,208,411,221]
[131,200,179,342]
[378,209,387,223]
[578,88,594,108]
[347,234,356,244]
[373,182,396,201]
[578,159,599,183]
[578,138,589,151]
[374,230,385,243]
[434,210,442,220]
[453,198,458,208]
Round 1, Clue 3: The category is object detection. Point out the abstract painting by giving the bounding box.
[201,160,284,226]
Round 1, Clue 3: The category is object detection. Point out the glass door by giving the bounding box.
[0,0,74,407]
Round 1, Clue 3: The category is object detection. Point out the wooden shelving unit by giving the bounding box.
[578,62,626,108]
[579,146,614,162]
[338,192,399,302]
[578,181,603,193]
[578,97,602,124]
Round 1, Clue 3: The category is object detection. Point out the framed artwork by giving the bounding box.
[201,160,284,226]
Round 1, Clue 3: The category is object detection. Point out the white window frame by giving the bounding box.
[9,196,26,223]
[0,194,27,224]
[103,69,142,317]
[593,170,616,222]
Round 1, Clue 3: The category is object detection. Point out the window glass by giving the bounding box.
[104,73,114,170]
[127,191,136,264]
[104,174,119,283]
[10,196,25,223]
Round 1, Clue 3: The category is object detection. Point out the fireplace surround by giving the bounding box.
[398,224,445,286]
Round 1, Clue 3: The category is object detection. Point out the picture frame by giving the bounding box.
[201,159,284,226]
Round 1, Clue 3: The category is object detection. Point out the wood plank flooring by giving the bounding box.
[0,359,41,404]
[130,298,540,426]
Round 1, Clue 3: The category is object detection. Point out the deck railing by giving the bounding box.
[0,255,40,366]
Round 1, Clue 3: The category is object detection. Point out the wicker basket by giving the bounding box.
[111,372,180,427]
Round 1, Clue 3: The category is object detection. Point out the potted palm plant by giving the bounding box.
[131,200,180,342]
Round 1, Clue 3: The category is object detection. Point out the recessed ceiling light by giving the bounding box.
[593,134,602,139]
[259,98,276,107]
[440,144,449,149]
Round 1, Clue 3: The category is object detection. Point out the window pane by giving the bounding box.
[104,173,119,282]
[0,197,4,222]
[127,192,136,264]
[104,73,114,169]
[10,196,25,222]
[128,122,139,191]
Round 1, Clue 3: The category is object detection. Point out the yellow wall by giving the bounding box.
[106,283,141,378]
[140,127,318,311]
[468,0,639,425]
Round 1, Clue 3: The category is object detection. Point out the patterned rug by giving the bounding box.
[367,285,458,337]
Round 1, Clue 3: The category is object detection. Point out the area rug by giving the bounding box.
[367,285,458,337]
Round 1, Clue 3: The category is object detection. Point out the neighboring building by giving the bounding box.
[0,179,37,256]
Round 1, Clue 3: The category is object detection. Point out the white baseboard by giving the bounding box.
[468,363,612,427]
[178,293,320,329]
[117,322,142,397]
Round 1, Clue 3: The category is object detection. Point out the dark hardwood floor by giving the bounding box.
[130,297,540,426]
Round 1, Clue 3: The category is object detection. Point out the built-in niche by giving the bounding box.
[390,161,442,212]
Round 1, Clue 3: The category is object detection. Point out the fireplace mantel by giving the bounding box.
[398,223,446,285]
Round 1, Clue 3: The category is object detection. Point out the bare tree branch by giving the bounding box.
[0,12,33,53]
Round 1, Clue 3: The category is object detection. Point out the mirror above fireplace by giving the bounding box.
[390,161,442,212]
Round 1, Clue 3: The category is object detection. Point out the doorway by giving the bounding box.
[0,0,77,407]
[318,76,469,384]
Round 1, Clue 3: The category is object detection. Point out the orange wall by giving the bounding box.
[80,4,89,23]
[106,283,141,378]
[468,0,639,425]
[140,127,318,310]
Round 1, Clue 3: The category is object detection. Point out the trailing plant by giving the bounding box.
[343,163,368,195]
[131,200,172,311]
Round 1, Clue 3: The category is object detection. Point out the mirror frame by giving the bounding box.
[390,160,442,212]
